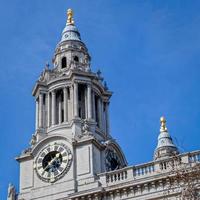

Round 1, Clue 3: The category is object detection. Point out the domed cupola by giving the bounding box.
[154,116,179,160]
[60,9,81,42]
[53,9,91,72]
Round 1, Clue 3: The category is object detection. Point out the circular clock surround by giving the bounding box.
[35,142,72,183]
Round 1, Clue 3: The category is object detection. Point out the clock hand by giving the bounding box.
[43,153,61,172]
[43,159,54,171]
[50,153,60,164]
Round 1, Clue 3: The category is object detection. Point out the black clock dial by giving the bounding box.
[42,151,62,173]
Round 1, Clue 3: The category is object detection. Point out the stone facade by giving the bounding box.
[8,9,200,200]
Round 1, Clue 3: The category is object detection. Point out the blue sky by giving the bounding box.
[1,0,200,198]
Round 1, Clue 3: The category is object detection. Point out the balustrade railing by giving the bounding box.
[188,151,200,163]
[106,169,128,183]
[133,163,155,176]
[98,150,200,187]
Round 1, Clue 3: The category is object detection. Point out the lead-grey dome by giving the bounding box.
[154,116,179,160]
[60,24,81,42]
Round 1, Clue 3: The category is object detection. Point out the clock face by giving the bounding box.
[35,142,72,182]
[105,149,122,171]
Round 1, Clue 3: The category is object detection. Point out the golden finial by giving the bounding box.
[67,8,74,25]
[160,116,168,132]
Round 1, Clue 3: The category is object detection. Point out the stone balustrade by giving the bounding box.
[188,151,200,163]
[133,162,155,177]
[98,150,200,187]
[106,168,128,183]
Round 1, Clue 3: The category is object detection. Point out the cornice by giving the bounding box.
[15,152,33,162]
[73,136,105,150]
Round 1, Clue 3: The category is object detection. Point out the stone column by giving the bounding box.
[47,92,51,127]
[92,92,96,121]
[63,87,68,122]
[35,98,39,130]
[98,98,102,128]
[84,87,87,119]
[69,86,73,120]
[58,95,62,124]
[38,93,43,128]
[106,102,110,135]
[87,84,92,119]
[101,100,105,131]
[51,90,56,125]
[44,93,47,128]
[74,82,78,118]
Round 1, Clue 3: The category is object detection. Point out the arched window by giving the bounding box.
[74,56,79,62]
[61,57,67,68]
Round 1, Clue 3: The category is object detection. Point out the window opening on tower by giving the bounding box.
[67,88,70,100]
[78,84,86,119]
[61,109,64,123]
[43,94,46,105]
[74,55,79,62]
[56,90,64,124]
[61,57,67,68]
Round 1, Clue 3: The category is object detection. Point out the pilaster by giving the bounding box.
[64,87,68,122]
[51,90,56,125]
[47,92,51,127]
[35,98,39,130]
[38,93,43,128]
[58,95,62,124]
[87,84,92,120]
[74,82,78,118]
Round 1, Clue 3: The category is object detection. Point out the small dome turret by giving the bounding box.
[154,116,179,160]
[53,9,91,72]
[60,24,81,42]
[60,9,81,43]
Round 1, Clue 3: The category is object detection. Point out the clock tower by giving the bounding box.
[15,9,127,200]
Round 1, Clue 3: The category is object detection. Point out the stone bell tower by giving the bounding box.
[15,9,127,200]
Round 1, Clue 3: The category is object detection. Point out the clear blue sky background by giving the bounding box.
[1,0,200,198]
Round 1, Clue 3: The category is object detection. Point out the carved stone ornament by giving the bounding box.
[81,119,92,137]
[38,70,45,81]
[7,183,16,200]
[82,119,89,133]
[22,147,32,155]
[30,134,37,146]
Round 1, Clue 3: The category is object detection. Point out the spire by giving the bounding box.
[67,8,74,25]
[154,116,179,160]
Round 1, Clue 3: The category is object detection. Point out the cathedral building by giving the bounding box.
[8,9,200,200]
